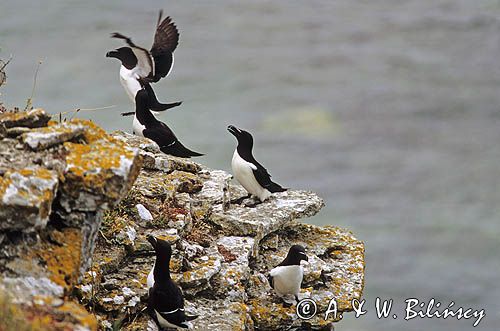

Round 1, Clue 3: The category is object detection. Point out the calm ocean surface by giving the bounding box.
[1,1,499,330]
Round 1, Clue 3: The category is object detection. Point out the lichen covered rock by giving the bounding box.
[0,115,364,330]
[21,123,85,151]
[0,167,58,231]
[248,222,365,330]
[82,132,364,331]
[0,110,142,331]
[0,108,50,129]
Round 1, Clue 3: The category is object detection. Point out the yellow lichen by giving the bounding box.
[62,119,141,195]
[31,228,82,289]
[0,290,96,331]
[57,301,98,330]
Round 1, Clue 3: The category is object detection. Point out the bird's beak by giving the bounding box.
[300,252,308,262]
[227,125,241,137]
[106,50,118,58]
[146,235,157,250]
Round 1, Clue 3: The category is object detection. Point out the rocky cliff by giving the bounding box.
[0,109,364,330]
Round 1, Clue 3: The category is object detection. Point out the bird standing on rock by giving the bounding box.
[268,245,308,304]
[228,125,286,203]
[147,235,197,329]
[134,88,203,158]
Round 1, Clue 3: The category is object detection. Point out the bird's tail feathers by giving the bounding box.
[266,181,287,193]
[161,141,203,158]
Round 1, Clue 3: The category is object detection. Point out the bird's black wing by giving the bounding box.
[267,274,274,288]
[149,282,190,328]
[111,32,154,79]
[143,83,182,112]
[142,123,176,148]
[150,11,179,82]
[250,159,287,193]
[143,123,203,158]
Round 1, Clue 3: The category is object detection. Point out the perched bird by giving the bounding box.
[106,10,182,113]
[268,245,308,303]
[147,235,197,329]
[227,125,286,202]
[134,88,203,158]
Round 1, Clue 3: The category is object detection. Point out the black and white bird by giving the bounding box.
[147,235,197,329]
[268,245,308,303]
[106,10,182,113]
[227,125,286,202]
[134,88,202,158]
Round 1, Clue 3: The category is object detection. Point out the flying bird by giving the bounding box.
[228,125,286,202]
[268,245,308,304]
[106,10,182,113]
[147,235,198,329]
[134,88,203,158]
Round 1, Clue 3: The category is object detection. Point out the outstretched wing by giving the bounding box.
[111,32,154,79]
[150,11,180,82]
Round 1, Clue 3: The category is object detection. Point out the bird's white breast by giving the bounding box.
[119,66,141,103]
[231,150,271,202]
[270,265,303,297]
[132,115,146,137]
[147,264,155,289]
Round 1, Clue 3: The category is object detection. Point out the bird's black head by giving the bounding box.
[106,47,137,69]
[227,125,254,149]
[148,235,173,281]
[147,235,172,259]
[284,244,308,265]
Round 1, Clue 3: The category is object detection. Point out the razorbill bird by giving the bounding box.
[106,47,181,114]
[227,125,286,202]
[268,245,308,303]
[147,235,197,329]
[106,10,180,102]
[134,88,203,158]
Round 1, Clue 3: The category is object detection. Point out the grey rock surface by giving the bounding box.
[83,132,364,331]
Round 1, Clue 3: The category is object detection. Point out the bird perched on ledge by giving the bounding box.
[268,245,308,304]
[228,125,286,203]
[106,10,182,114]
[147,235,198,329]
[134,88,203,158]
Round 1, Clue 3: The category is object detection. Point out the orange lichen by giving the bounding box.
[248,298,295,324]
[61,119,141,197]
[0,176,12,196]
[0,291,97,331]
[31,228,82,290]
[57,301,98,330]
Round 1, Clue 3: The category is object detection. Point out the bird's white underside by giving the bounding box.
[231,150,271,202]
[120,66,141,103]
[269,265,303,297]
[132,115,146,137]
[147,263,155,288]
[155,310,187,329]
[119,65,166,118]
